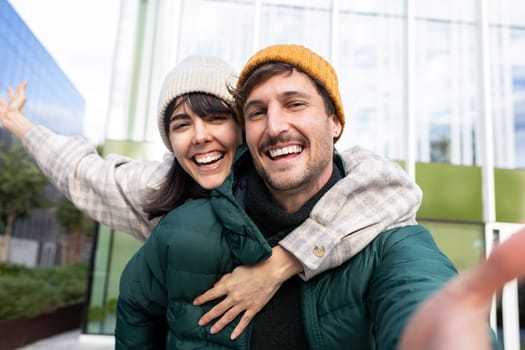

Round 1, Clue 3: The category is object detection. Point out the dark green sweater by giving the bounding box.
[245,166,343,350]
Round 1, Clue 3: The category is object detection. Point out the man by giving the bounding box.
[189,44,497,349]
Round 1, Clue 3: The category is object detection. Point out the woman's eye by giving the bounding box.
[211,115,227,122]
[171,123,188,131]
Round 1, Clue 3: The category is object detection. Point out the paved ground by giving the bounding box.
[17,329,114,350]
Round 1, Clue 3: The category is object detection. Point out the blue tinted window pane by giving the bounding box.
[259,3,331,56]
[414,16,478,166]
[336,10,404,160]
[0,0,85,136]
[491,26,525,169]
[489,0,525,27]
[178,0,253,69]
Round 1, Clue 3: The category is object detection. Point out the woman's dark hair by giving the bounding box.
[143,92,236,220]
[231,62,335,122]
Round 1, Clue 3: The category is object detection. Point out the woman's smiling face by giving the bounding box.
[167,96,241,190]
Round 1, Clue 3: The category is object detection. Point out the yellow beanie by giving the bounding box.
[238,44,345,141]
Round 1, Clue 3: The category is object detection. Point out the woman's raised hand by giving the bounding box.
[0,81,33,139]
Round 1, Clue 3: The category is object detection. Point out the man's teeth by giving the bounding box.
[195,153,223,164]
[269,145,303,159]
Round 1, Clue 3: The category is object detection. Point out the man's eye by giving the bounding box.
[289,101,305,109]
[247,110,264,120]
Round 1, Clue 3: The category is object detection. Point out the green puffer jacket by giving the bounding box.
[115,177,461,349]
[116,198,269,349]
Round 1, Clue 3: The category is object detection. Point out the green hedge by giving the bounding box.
[0,263,88,320]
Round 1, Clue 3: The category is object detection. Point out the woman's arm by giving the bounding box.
[194,146,422,338]
[281,146,422,279]
[1,82,170,240]
[23,126,169,240]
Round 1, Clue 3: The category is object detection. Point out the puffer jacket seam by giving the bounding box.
[302,283,323,349]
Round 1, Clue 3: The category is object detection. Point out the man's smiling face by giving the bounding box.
[243,69,341,212]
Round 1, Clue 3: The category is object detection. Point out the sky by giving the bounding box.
[9,0,121,144]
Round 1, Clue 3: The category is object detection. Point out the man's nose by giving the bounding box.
[266,105,289,137]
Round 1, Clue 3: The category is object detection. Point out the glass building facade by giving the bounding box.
[84,0,525,346]
[0,0,85,137]
[0,0,85,266]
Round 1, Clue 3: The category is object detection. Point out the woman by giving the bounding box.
[0,55,422,340]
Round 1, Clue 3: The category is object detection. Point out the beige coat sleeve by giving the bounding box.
[22,125,170,241]
[279,146,423,280]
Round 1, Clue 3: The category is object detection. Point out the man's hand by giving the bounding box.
[193,246,303,340]
[0,82,32,139]
[399,225,525,350]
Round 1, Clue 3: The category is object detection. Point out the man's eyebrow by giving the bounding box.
[244,90,312,111]
[243,99,265,112]
[281,90,311,99]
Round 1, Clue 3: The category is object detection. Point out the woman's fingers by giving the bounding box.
[7,86,15,100]
[197,297,233,327]
[193,274,230,307]
[15,82,27,112]
[209,304,243,335]
[230,307,257,340]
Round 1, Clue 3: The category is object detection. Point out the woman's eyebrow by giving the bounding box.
[169,113,190,123]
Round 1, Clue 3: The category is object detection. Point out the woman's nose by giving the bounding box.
[192,120,212,144]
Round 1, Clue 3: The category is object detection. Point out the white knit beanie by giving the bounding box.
[157,55,237,151]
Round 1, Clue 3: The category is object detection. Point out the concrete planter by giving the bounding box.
[0,302,83,350]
